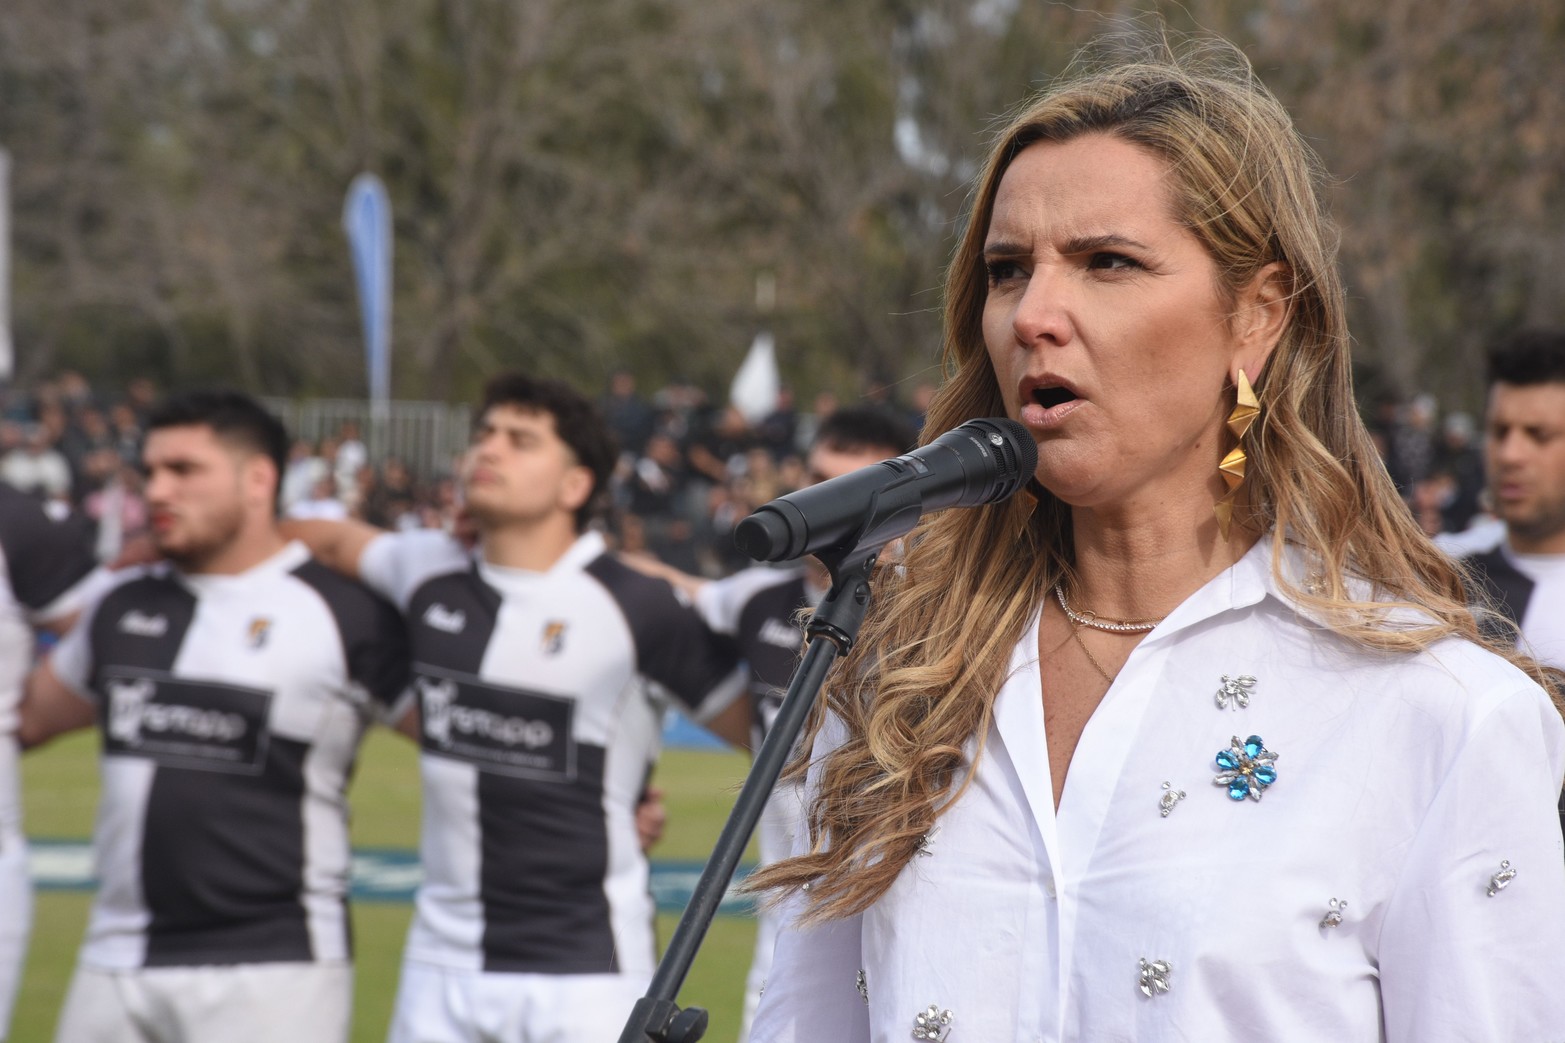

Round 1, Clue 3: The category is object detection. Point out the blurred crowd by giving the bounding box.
[1367,392,1490,539]
[0,368,1490,570]
[602,371,935,577]
[0,373,463,561]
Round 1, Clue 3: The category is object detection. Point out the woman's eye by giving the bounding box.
[1087,252,1141,271]
[986,260,1025,285]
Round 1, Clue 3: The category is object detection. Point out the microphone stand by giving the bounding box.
[617,544,879,1043]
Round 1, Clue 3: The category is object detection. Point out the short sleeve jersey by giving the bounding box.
[695,565,812,748]
[358,529,743,975]
[48,541,409,970]
[1,484,102,849]
[694,565,814,872]
[0,485,100,736]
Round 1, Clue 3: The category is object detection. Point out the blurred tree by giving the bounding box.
[1,0,1562,411]
[1251,0,1565,412]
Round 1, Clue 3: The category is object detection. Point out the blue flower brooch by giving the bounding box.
[1213,734,1279,801]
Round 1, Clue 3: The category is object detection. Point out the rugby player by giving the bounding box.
[20,391,408,1043]
[287,373,745,1043]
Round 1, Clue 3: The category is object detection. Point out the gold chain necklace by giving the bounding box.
[1066,621,1117,685]
[1054,583,1165,634]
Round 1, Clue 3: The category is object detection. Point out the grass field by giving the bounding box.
[15,729,759,1042]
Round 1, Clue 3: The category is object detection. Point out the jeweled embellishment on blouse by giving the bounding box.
[1213,734,1279,801]
[1138,958,1173,997]
[1158,781,1187,818]
[856,968,868,1003]
[1319,897,1347,928]
[916,826,939,857]
[912,1004,953,1040]
[1215,674,1256,709]
[1487,859,1517,896]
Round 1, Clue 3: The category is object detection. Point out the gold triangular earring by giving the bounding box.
[1215,369,1260,540]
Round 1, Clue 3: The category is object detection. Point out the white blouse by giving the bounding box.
[749,539,1565,1042]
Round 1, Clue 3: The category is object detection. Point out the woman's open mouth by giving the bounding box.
[1032,386,1078,409]
[1019,381,1084,429]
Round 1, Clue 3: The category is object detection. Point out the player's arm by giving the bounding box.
[617,551,709,603]
[278,518,384,580]
[39,610,81,635]
[636,785,667,852]
[17,559,106,749]
[16,659,96,749]
[391,702,421,742]
[33,565,119,638]
[344,585,420,742]
[702,693,754,751]
[643,592,750,745]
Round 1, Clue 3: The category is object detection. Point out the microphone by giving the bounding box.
[734,417,1039,563]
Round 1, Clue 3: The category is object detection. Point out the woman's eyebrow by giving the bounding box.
[983,232,1151,257]
[981,239,1030,258]
[1059,232,1148,254]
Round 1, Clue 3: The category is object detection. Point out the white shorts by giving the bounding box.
[54,962,352,1043]
[387,960,649,1043]
[0,736,31,1043]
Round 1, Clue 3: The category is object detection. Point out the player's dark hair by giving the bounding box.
[811,405,916,457]
[1486,330,1565,388]
[480,372,618,532]
[146,390,290,508]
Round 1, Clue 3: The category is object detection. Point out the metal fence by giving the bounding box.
[260,397,472,480]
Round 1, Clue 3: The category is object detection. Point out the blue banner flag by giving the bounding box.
[1,148,12,380]
[343,173,392,417]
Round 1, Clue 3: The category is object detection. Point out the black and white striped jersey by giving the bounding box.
[693,566,811,751]
[693,566,815,870]
[1,484,102,860]
[0,484,100,739]
[49,541,409,970]
[358,529,744,975]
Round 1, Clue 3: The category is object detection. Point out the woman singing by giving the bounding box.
[747,36,1565,1042]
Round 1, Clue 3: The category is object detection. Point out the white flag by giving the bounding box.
[729,330,779,424]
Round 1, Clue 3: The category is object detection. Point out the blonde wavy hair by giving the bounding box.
[749,36,1538,923]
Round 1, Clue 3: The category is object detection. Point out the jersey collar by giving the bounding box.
[475,530,607,590]
[174,539,311,593]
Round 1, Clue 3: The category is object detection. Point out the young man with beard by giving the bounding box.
[1456,331,1565,671]
[285,373,745,1043]
[1451,332,1565,842]
[19,391,408,1043]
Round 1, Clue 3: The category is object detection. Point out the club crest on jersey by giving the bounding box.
[423,603,467,634]
[117,610,168,637]
[247,617,272,649]
[541,620,568,654]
